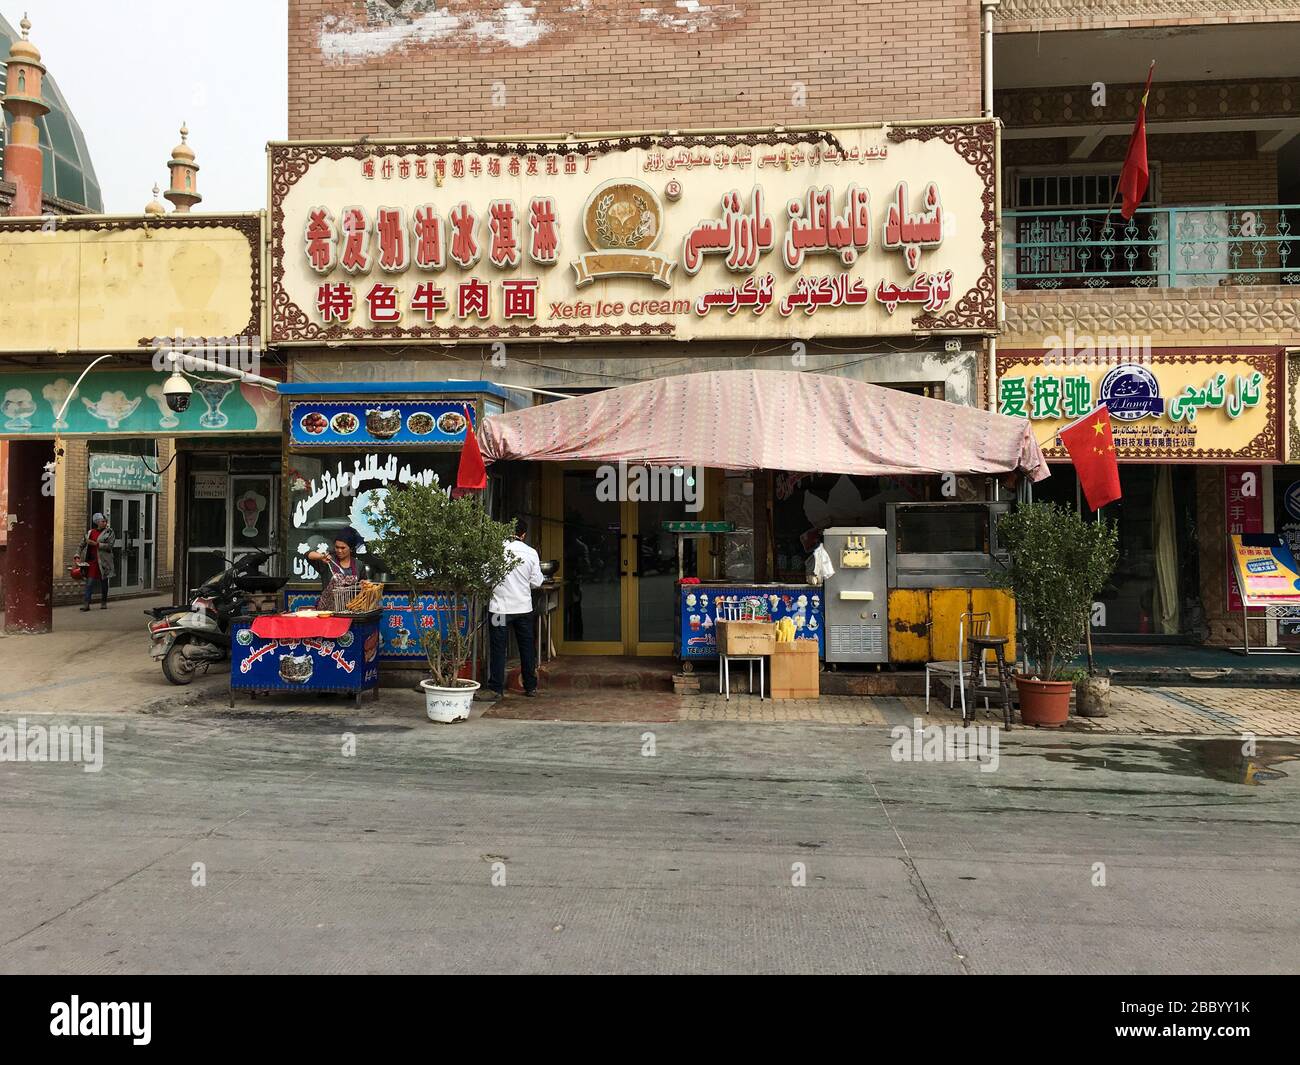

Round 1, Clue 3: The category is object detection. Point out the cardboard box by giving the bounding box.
[770,639,820,699]
[716,619,776,656]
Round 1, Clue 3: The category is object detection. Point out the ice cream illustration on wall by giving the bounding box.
[3,388,37,430]
[237,488,268,538]
[82,390,142,430]
[41,379,73,430]
[193,379,235,429]
[146,382,181,428]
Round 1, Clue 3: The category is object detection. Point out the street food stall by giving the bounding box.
[476,370,1048,677]
[280,381,514,679]
[229,609,383,706]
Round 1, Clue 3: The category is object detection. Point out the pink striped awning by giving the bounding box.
[479,370,1048,481]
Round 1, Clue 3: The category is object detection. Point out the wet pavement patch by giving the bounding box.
[1000,737,1299,786]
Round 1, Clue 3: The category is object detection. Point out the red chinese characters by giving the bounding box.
[528,196,560,265]
[376,207,409,273]
[339,206,372,274]
[365,282,401,323]
[501,278,538,319]
[410,281,448,321]
[456,278,489,319]
[488,200,520,268]
[412,205,445,271]
[305,207,337,275]
[317,283,354,323]
[448,202,480,269]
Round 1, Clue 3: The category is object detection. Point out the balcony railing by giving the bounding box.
[1002,204,1298,290]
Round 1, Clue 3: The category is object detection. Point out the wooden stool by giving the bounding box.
[966,634,1012,728]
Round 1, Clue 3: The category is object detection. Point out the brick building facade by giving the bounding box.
[288,0,982,139]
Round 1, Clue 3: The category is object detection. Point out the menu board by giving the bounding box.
[289,400,476,447]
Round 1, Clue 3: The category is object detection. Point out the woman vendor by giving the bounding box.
[304,526,378,611]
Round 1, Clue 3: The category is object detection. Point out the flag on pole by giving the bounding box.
[455,404,487,490]
[1059,405,1121,511]
[1117,62,1156,220]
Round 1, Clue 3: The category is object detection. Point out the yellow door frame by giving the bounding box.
[544,463,724,657]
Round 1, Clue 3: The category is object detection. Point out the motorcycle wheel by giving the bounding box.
[162,640,197,686]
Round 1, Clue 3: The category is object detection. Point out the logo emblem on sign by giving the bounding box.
[571,179,674,288]
[1099,364,1165,422]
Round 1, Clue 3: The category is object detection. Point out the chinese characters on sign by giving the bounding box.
[994,354,1279,462]
[1226,469,1264,613]
[270,124,997,342]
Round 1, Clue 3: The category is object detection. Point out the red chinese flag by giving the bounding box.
[1059,406,1122,511]
[1117,63,1155,220]
[455,404,487,490]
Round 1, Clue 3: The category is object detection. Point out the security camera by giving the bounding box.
[163,370,192,413]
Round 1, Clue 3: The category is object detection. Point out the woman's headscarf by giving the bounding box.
[91,512,106,524]
[334,526,363,551]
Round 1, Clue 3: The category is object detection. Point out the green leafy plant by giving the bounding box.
[364,484,518,687]
[991,502,1118,682]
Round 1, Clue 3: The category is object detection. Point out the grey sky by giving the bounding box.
[13,0,287,214]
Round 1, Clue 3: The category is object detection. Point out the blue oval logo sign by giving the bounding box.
[1099,364,1165,422]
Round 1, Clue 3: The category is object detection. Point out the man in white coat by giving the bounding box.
[478,518,545,700]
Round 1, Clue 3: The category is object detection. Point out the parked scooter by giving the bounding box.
[145,550,287,685]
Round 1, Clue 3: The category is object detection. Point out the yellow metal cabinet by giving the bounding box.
[886,588,1016,664]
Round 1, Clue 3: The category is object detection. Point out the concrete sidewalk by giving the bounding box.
[1,601,1297,737]
[0,594,202,716]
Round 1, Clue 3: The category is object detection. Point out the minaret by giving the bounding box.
[163,122,201,212]
[145,183,166,216]
[2,14,51,216]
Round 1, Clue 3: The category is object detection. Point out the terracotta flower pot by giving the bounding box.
[1014,674,1072,727]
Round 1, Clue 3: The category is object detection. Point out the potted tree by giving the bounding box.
[365,482,518,723]
[993,501,1118,727]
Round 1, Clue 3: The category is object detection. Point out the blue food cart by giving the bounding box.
[229,612,382,705]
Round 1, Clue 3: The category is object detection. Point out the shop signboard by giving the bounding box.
[0,370,280,438]
[88,454,162,493]
[269,121,999,344]
[289,400,475,448]
[1226,467,1265,613]
[193,473,228,499]
[995,350,1282,462]
[1275,471,1300,637]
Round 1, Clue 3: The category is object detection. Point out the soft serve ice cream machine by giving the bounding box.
[822,527,889,664]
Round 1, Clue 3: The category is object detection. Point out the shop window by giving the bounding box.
[287,450,458,582]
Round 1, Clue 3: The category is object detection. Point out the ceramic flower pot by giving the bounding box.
[1014,674,1073,727]
[420,678,479,723]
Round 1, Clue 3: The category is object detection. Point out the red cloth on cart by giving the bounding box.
[250,614,353,640]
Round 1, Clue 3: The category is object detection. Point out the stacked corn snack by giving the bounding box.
[776,617,796,642]
[343,581,384,613]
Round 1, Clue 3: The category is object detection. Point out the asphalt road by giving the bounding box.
[1,707,1297,974]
